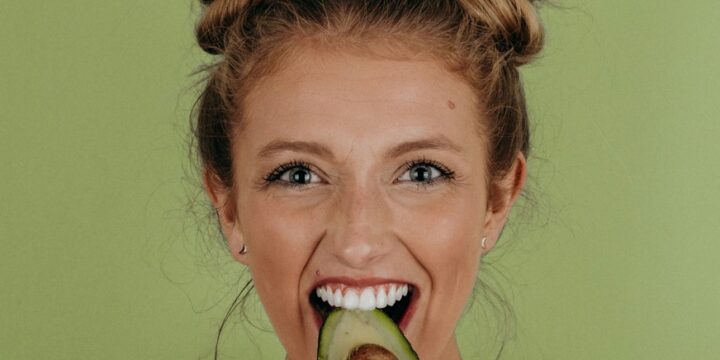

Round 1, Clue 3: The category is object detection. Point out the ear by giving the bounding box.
[482,152,527,252]
[203,169,249,265]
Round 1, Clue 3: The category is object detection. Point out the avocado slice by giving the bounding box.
[317,309,419,360]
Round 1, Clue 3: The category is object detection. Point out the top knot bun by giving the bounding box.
[460,0,544,66]
[196,0,248,55]
[196,0,544,64]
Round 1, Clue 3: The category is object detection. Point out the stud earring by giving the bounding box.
[481,236,488,250]
[239,243,248,255]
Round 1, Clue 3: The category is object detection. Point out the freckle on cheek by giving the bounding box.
[447,100,456,110]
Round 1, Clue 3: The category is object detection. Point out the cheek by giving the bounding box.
[239,194,322,309]
[397,190,485,302]
[394,190,486,354]
[396,191,485,263]
[243,195,321,261]
[236,193,326,354]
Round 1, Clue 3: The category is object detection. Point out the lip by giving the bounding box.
[308,276,420,331]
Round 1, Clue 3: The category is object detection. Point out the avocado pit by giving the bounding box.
[347,344,399,360]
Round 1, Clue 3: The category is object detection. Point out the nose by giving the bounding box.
[324,182,393,269]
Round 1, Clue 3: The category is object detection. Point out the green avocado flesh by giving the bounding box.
[317,309,419,360]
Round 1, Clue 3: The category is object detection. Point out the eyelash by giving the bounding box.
[262,157,456,190]
[262,160,315,189]
[400,157,456,188]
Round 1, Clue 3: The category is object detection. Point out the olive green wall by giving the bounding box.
[1,1,718,359]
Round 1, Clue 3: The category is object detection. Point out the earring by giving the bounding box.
[481,236,487,250]
[239,243,248,255]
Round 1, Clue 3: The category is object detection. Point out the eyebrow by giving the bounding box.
[256,135,463,161]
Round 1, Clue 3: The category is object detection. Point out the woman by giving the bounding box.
[193,0,544,358]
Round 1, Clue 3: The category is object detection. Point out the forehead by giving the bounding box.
[239,47,484,159]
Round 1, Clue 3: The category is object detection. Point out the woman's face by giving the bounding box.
[208,46,524,360]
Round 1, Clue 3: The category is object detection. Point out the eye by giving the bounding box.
[396,159,455,185]
[264,161,323,188]
[263,159,454,190]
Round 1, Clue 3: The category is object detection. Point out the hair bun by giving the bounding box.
[196,0,248,55]
[461,0,545,66]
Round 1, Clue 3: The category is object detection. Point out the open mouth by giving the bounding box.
[309,283,417,329]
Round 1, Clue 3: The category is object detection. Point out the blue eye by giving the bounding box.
[263,158,455,190]
[264,161,322,188]
[283,167,313,184]
[397,159,455,185]
[399,164,443,182]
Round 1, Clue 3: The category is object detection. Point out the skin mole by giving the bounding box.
[447,100,456,109]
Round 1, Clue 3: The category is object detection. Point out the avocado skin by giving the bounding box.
[317,309,419,360]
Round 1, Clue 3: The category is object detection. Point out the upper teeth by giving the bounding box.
[315,283,410,311]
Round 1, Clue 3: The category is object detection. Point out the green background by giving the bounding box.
[1,1,718,359]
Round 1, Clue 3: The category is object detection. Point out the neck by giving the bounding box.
[438,334,463,360]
